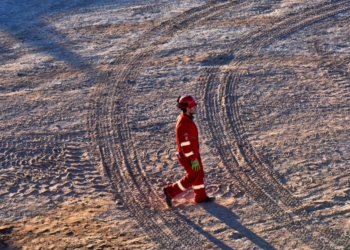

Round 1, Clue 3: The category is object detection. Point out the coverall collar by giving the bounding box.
[183,112,194,121]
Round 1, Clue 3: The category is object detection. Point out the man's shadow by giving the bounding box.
[176,202,278,250]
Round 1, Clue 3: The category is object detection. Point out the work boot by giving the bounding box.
[196,196,215,203]
[163,188,172,208]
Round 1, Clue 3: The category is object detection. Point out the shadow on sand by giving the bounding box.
[176,202,278,250]
[0,0,139,71]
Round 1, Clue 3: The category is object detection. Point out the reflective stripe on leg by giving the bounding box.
[184,151,194,157]
[193,184,205,190]
[177,180,186,191]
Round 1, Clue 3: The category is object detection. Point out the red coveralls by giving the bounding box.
[165,112,207,202]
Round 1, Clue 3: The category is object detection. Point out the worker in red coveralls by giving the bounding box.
[163,95,215,207]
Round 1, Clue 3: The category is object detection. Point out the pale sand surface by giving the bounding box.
[1,0,350,249]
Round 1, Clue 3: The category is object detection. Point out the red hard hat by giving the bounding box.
[176,95,198,109]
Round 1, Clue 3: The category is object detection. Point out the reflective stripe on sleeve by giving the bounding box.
[184,151,194,157]
[177,180,186,191]
[193,184,205,190]
[180,141,191,147]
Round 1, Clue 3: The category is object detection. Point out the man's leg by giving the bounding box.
[164,155,214,204]
[165,155,199,199]
[192,157,215,203]
[191,158,207,202]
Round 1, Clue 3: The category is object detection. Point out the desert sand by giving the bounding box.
[1,0,350,249]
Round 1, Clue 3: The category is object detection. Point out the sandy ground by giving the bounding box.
[1,0,350,249]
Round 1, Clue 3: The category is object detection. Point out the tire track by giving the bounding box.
[197,68,329,249]
[226,2,350,247]
[87,1,254,248]
[0,133,101,193]
[112,0,253,66]
[197,0,350,248]
[63,144,108,191]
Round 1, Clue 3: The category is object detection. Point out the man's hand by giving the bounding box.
[191,159,200,171]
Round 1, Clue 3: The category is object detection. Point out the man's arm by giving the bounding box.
[178,123,196,161]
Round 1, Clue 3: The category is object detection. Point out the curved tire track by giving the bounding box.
[87,0,254,248]
[197,0,350,249]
